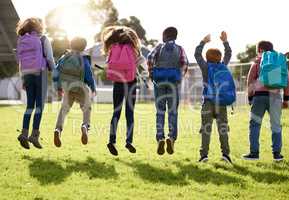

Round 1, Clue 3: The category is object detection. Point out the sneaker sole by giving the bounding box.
[242,157,259,161]
[166,139,174,155]
[222,156,232,163]
[125,145,136,153]
[199,158,209,163]
[17,136,30,149]
[274,158,284,162]
[54,131,61,148]
[28,137,42,149]
[157,140,165,155]
[81,127,88,145]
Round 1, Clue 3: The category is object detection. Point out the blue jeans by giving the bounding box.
[22,70,48,130]
[249,94,282,154]
[109,80,137,144]
[154,82,179,142]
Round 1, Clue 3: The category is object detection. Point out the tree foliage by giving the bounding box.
[237,44,257,63]
[0,62,18,79]
[117,16,157,46]
[44,0,157,60]
[234,44,257,81]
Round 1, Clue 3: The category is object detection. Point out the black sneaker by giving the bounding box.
[199,155,208,162]
[222,154,232,163]
[242,153,259,160]
[107,143,118,156]
[125,143,136,153]
[273,152,284,162]
[157,140,165,155]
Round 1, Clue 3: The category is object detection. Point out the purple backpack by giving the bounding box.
[17,32,46,74]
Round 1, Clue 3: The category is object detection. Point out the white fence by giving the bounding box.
[0,62,252,105]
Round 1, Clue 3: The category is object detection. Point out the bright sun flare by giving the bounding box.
[58,5,101,45]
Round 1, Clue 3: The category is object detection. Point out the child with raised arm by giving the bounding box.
[194,31,233,163]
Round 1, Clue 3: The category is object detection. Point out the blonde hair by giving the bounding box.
[101,26,141,56]
[16,17,43,36]
[70,37,87,52]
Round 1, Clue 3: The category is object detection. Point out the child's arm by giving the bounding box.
[194,35,210,70]
[42,36,56,70]
[220,31,232,65]
[52,58,63,91]
[247,62,259,100]
[179,46,189,75]
[147,44,162,77]
[283,75,289,108]
[83,57,96,93]
[136,55,147,73]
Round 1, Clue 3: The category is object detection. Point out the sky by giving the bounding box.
[12,0,289,61]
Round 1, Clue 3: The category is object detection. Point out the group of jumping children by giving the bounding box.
[16,18,289,163]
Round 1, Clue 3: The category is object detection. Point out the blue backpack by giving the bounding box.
[205,63,236,106]
[259,51,288,89]
[152,42,182,82]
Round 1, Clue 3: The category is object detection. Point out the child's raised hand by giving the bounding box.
[220,31,228,42]
[202,34,211,43]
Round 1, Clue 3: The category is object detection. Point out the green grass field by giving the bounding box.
[1,103,289,200]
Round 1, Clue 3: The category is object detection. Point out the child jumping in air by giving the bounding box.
[147,27,188,155]
[53,37,96,147]
[16,18,55,149]
[194,31,234,163]
[102,26,145,156]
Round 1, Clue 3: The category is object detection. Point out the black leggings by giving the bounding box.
[109,80,137,144]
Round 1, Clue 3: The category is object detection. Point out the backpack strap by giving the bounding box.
[40,36,46,58]
[40,36,52,71]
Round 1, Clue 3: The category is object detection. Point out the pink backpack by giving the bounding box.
[17,32,45,74]
[106,44,137,82]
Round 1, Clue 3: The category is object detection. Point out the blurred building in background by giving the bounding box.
[0,0,21,100]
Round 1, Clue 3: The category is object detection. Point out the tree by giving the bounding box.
[86,0,158,46]
[234,44,257,90]
[0,62,18,79]
[45,7,68,39]
[237,44,257,63]
[117,16,157,46]
[118,17,146,41]
[86,0,119,41]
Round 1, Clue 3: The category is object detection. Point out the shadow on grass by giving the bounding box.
[213,163,289,184]
[23,155,118,185]
[253,161,289,171]
[175,162,245,186]
[122,160,188,186]
[120,160,244,186]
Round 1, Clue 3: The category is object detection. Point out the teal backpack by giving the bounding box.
[259,51,288,89]
[58,52,85,92]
